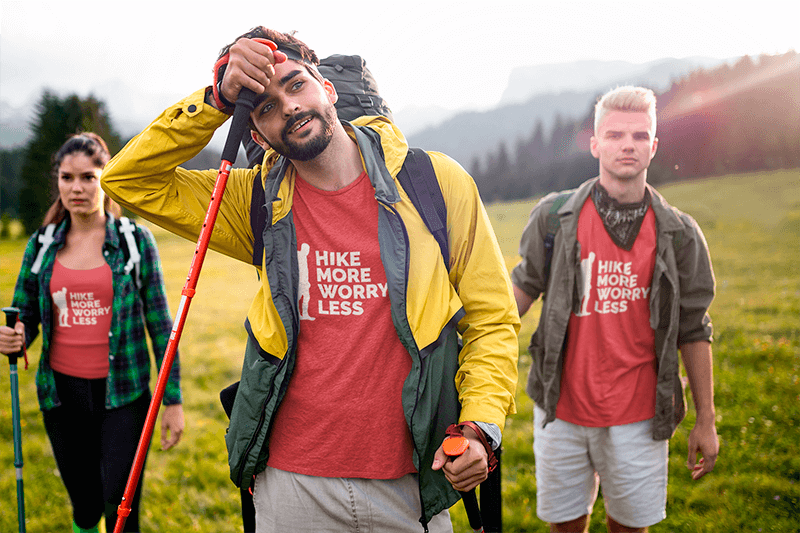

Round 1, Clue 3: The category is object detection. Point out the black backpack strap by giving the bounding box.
[396,148,450,270]
[543,192,573,287]
[250,159,290,268]
[250,172,267,267]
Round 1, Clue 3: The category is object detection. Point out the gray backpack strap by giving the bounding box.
[31,224,56,274]
[118,217,142,289]
[543,192,573,287]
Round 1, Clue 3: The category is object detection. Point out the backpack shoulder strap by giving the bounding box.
[543,191,573,287]
[249,160,288,268]
[31,223,56,275]
[117,216,142,289]
[671,230,684,255]
[250,172,267,267]
[396,148,450,271]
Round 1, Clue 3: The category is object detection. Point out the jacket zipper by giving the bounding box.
[410,354,429,532]
[234,342,292,487]
[385,200,430,531]
[235,379,274,488]
[235,280,299,487]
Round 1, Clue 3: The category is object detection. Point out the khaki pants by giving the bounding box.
[253,466,453,532]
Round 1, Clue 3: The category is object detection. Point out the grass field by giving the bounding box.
[1,169,798,532]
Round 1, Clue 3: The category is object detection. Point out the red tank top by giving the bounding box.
[556,197,658,427]
[49,258,113,379]
[266,172,416,479]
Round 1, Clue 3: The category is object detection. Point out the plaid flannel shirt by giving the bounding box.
[12,214,181,411]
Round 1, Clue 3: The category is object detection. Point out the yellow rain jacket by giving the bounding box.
[102,87,519,523]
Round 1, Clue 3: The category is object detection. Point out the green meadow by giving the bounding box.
[1,169,798,532]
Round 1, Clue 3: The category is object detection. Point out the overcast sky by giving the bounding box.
[1,0,798,137]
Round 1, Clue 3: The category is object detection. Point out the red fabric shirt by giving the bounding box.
[266,172,416,479]
[48,258,113,379]
[556,198,658,427]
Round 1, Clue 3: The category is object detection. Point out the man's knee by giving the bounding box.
[607,514,647,533]
[550,514,589,533]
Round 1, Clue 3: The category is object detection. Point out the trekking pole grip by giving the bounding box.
[221,88,256,164]
[442,429,484,532]
[3,307,20,366]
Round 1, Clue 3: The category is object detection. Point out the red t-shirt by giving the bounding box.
[49,258,113,379]
[266,172,416,479]
[556,198,658,427]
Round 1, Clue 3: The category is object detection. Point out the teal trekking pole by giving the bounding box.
[3,306,26,533]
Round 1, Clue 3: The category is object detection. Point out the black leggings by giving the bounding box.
[43,371,150,532]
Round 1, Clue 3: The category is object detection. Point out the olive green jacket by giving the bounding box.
[512,177,714,440]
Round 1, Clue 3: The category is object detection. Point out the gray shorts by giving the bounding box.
[253,466,453,532]
[533,406,668,528]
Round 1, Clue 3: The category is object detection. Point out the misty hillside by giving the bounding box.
[406,91,595,169]
[407,57,728,168]
[499,56,725,105]
[3,52,797,220]
[469,51,800,202]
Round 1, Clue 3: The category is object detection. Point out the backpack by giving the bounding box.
[243,54,449,271]
[318,54,393,123]
[30,216,143,289]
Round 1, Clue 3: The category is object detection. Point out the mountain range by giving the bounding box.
[1,56,729,162]
[403,56,728,168]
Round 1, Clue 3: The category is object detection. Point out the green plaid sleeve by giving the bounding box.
[11,231,44,349]
[136,225,182,405]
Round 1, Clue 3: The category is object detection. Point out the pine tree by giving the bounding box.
[0,147,26,218]
[18,91,123,234]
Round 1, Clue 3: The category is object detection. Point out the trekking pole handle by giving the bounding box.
[443,434,484,533]
[221,88,256,164]
[3,307,21,366]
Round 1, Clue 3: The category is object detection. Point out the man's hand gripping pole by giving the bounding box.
[443,431,485,533]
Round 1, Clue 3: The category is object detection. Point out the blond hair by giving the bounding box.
[594,86,657,137]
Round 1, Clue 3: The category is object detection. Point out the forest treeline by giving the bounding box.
[469,51,800,202]
[0,93,124,233]
[0,95,222,234]
[2,51,798,233]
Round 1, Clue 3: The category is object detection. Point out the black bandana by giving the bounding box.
[591,183,651,251]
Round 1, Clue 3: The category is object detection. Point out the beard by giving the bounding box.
[271,106,337,162]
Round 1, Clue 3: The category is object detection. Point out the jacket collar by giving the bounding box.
[262,116,411,207]
[558,176,685,235]
[346,121,401,204]
[48,212,121,249]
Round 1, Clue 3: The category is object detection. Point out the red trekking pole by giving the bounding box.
[112,87,256,533]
